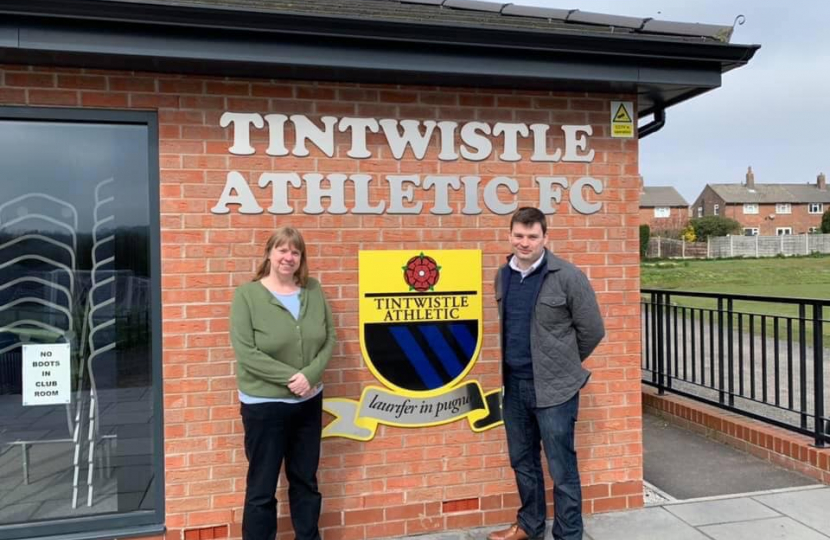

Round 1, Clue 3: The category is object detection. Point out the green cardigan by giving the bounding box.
[230,278,336,399]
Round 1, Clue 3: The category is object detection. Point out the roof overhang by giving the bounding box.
[0,0,760,117]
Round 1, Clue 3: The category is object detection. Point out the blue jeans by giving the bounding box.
[503,377,583,540]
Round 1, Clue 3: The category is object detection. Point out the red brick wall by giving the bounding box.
[690,185,724,220]
[722,203,825,235]
[638,207,689,233]
[1,65,644,540]
[692,186,826,235]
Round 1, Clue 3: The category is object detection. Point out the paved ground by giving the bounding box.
[643,413,816,499]
[411,411,827,540]
[414,487,830,540]
[583,486,830,540]
[584,412,825,539]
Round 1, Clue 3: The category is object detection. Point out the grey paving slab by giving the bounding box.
[428,527,563,540]
[585,507,709,540]
[644,413,817,499]
[417,535,466,540]
[700,516,830,540]
[665,497,781,526]
[754,488,830,535]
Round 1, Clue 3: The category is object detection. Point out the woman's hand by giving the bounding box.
[287,372,311,397]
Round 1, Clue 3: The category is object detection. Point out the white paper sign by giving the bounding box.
[22,343,71,406]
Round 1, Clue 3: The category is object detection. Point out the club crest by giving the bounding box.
[360,250,481,394]
[322,249,503,440]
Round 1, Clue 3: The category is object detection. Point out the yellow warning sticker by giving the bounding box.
[611,101,634,138]
[613,103,633,123]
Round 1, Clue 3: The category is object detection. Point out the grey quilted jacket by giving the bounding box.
[495,250,605,407]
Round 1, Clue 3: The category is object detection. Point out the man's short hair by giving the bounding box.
[510,207,547,235]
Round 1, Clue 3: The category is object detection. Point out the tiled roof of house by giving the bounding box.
[640,186,688,208]
[709,183,830,204]
[103,0,740,43]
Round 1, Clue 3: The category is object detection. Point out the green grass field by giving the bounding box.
[641,255,830,299]
[641,255,830,342]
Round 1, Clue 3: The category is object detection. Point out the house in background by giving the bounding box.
[639,186,690,233]
[692,168,829,236]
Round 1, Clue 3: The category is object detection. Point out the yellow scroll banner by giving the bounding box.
[322,381,503,441]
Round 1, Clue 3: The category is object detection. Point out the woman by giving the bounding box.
[230,226,335,540]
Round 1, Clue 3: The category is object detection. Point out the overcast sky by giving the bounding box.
[514,0,830,204]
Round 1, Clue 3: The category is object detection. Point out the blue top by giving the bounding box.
[503,258,547,379]
[273,290,301,320]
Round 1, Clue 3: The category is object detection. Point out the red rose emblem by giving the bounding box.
[403,253,441,292]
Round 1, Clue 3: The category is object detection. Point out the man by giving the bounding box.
[489,207,605,540]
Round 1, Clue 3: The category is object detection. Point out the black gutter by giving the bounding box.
[0,16,724,101]
[0,0,760,69]
[638,108,666,139]
[0,1,759,119]
[639,85,713,118]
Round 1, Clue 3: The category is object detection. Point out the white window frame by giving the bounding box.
[743,203,759,215]
[697,206,703,218]
[808,227,819,233]
[808,203,824,214]
[775,203,792,214]
[653,207,670,219]
[743,228,759,236]
[776,227,792,236]
[713,204,720,216]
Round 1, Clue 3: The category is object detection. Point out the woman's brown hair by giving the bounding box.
[252,226,309,286]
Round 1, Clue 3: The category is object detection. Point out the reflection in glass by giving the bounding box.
[0,119,156,525]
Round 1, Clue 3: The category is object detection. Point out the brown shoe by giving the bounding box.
[487,524,530,540]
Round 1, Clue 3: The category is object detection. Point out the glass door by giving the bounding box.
[0,107,163,538]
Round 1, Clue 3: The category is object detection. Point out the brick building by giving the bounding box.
[638,186,689,233]
[0,2,757,540]
[692,168,830,236]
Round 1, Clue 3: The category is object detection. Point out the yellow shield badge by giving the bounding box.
[323,249,503,440]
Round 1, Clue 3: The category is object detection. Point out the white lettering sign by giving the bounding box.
[211,173,604,216]
[213,113,606,215]
[22,343,71,406]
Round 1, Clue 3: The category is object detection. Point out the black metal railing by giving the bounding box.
[641,289,829,447]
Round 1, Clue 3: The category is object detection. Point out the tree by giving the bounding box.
[822,209,830,234]
[639,224,650,258]
[689,216,741,240]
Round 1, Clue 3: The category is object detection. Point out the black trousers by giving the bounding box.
[241,394,323,540]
